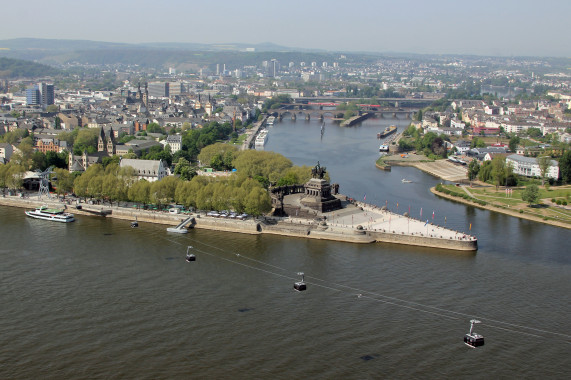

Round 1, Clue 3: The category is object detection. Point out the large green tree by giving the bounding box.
[559,150,571,184]
[508,135,520,152]
[198,143,237,171]
[232,150,293,184]
[521,184,540,206]
[53,168,74,197]
[491,156,507,189]
[537,156,552,186]
[74,128,99,155]
[467,159,480,185]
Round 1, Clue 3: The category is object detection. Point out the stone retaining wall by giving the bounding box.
[1,196,476,250]
[368,230,477,251]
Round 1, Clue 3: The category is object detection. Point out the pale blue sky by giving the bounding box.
[2,0,570,56]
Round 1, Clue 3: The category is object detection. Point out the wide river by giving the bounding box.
[1,116,569,379]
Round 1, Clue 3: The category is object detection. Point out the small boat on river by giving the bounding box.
[25,205,75,223]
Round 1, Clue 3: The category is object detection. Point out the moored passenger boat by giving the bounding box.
[379,125,397,138]
[255,130,269,146]
[25,205,75,223]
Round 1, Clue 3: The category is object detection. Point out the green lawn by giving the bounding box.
[438,184,571,225]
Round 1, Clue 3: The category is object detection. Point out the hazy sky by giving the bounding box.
[3,0,570,57]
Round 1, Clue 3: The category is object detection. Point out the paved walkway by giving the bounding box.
[414,161,467,182]
[323,202,474,240]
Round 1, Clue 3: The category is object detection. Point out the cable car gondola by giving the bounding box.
[294,272,306,291]
[464,319,485,348]
[185,246,196,262]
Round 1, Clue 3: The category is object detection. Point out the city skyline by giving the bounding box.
[1,0,570,57]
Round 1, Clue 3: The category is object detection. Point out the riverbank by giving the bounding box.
[1,193,477,251]
[377,154,468,182]
[430,186,571,230]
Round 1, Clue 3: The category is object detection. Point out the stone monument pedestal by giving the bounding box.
[300,178,341,213]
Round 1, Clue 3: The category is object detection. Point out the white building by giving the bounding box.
[453,140,471,154]
[506,154,559,179]
[450,119,465,129]
[502,121,542,134]
[166,135,182,153]
[119,158,167,182]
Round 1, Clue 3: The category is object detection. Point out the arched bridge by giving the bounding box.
[271,107,414,121]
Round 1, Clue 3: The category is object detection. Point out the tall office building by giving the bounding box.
[26,87,40,105]
[269,59,280,77]
[26,82,54,106]
[40,83,55,106]
[168,82,184,96]
[147,82,169,98]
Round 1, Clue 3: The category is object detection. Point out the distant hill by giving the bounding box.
[0,38,333,65]
[0,57,61,78]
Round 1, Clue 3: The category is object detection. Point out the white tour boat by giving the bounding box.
[255,130,269,146]
[25,205,75,223]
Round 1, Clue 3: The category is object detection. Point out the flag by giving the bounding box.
[432,210,435,220]
[364,194,366,201]
[445,216,447,222]
[469,223,472,231]
[408,205,411,214]
[424,219,428,226]
[420,207,423,217]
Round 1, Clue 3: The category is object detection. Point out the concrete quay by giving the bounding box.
[1,193,477,251]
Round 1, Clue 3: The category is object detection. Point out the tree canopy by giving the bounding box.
[521,184,540,206]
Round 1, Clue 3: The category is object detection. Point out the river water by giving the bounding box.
[1,116,569,379]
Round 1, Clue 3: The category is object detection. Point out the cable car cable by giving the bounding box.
[162,235,570,342]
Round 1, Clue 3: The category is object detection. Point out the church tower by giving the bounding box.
[106,129,116,155]
[97,128,106,152]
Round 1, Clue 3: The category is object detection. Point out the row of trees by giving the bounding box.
[1,146,319,216]
[48,162,273,216]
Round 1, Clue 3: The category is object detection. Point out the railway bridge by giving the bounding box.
[271,106,414,121]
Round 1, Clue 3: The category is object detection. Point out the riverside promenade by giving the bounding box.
[2,192,477,251]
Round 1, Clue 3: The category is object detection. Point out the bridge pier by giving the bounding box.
[393,112,397,118]
[305,113,311,121]
[278,113,283,121]
[291,113,296,120]
[318,114,324,121]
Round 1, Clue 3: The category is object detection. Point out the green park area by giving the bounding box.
[435,183,571,227]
